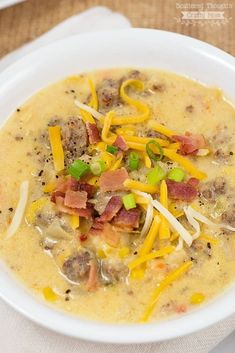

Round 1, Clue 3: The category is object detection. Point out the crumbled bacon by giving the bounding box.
[166,179,199,202]
[101,223,120,247]
[54,195,92,218]
[56,176,79,192]
[91,221,104,231]
[51,190,65,203]
[98,196,123,222]
[86,260,98,291]
[79,183,95,198]
[173,132,205,155]
[99,168,128,192]
[113,135,128,151]
[175,304,188,314]
[80,234,88,242]
[187,177,200,188]
[86,123,101,144]
[113,207,141,229]
[55,176,95,196]
[64,190,87,209]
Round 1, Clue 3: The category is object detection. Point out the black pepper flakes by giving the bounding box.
[8,207,13,212]
[133,251,138,255]
[65,289,71,294]
[207,242,211,249]
[38,170,43,177]
[16,108,21,112]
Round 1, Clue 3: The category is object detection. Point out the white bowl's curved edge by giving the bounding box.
[0,28,235,344]
[1,278,235,344]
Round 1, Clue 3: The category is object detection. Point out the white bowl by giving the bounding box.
[0,29,234,344]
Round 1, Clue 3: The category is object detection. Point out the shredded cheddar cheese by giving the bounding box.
[43,181,57,193]
[121,134,169,147]
[101,111,116,144]
[163,149,207,180]
[168,142,180,150]
[88,78,98,110]
[198,233,219,245]
[128,246,174,270]
[140,261,192,322]
[48,126,65,172]
[43,287,58,302]
[139,215,161,256]
[110,154,123,171]
[88,176,99,186]
[142,152,152,168]
[116,127,135,136]
[25,197,48,225]
[101,79,150,125]
[159,180,170,239]
[124,179,159,194]
[100,151,115,169]
[70,215,80,230]
[148,120,176,137]
[79,78,98,124]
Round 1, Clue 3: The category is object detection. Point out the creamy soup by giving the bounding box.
[0,68,235,323]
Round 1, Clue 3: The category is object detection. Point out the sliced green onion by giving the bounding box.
[106,145,118,154]
[90,160,106,176]
[68,160,90,180]
[147,165,166,185]
[122,193,136,210]
[168,167,185,182]
[146,140,163,161]
[128,151,140,170]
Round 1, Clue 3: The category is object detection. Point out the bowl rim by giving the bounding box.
[0,28,235,344]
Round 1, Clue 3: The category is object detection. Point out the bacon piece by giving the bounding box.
[166,179,198,202]
[114,135,128,151]
[113,207,141,229]
[172,132,205,155]
[101,223,120,247]
[91,221,104,231]
[51,190,65,203]
[175,304,188,314]
[187,177,200,188]
[54,176,94,197]
[86,123,100,144]
[80,234,88,242]
[86,260,98,291]
[55,196,92,218]
[99,168,128,192]
[64,190,87,209]
[98,196,122,222]
[79,183,95,198]
[76,205,93,218]
[56,176,79,192]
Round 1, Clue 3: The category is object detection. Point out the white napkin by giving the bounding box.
[0,6,234,353]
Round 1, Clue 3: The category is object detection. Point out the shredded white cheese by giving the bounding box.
[152,199,192,246]
[133,191,153,237]
[74,100,104,120]
[184,206,200,240]
[176,237,183,251]
[6,180,29,239]
[196,149,210,156]
[185,206,235,232]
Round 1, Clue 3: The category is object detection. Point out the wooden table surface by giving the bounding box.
[0,0,234,59]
